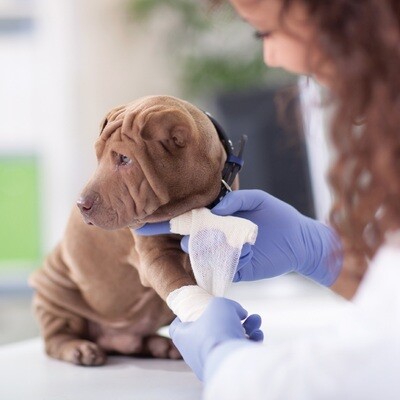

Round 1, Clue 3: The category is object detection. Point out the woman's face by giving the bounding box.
[229,0,334,85]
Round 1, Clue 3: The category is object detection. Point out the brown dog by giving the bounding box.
[30,95,234,366]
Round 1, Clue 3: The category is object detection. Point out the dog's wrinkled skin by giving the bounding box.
[30,95,231,366]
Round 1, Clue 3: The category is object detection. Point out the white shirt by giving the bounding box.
[204,236,400,400]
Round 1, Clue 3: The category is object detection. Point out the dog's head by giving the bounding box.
[77,95,228,230]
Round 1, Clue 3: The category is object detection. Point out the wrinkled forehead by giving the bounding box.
[94,109,130,156]
[94,95,202,155]
[99,98,148,138]
[96,96,158,141]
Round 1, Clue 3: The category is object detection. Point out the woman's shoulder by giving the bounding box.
[384,230,400,249]
[353,231,400,321]
[373,230,400,268]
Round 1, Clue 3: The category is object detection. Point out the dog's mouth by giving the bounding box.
[79,203,153,231]
[80,212,95,226]
[82,217,94,226]
[77,192,126,229]
[78,203,123,230]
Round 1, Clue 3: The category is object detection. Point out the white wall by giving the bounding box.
[0,0,182,255]
[0,35,35,154]
[32,0,179,252]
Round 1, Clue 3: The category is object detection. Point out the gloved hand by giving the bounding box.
[211,190,343,285]
[135,189,343,285]
[169,297,263,381]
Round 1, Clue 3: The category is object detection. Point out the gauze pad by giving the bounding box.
[166,207,258,321]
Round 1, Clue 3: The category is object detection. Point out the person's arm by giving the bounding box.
[170,244,400,399]
[204,245,400,399]
[170,289,399,400]
[203,325,399,400]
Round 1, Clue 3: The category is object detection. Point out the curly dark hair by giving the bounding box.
[279,0,400,294]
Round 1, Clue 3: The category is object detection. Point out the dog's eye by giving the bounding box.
[118,154,132,166]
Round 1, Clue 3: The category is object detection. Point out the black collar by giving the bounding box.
[204,111,247,209]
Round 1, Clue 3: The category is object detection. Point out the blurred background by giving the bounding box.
[0,0,341,346]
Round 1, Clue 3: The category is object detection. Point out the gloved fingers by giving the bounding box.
[211,191,246,216]
[243,314,262,334]
[231,246,253,283]
[134,221,171,236]
[233,301,249,321]
[169,316,183,338]
[180,235,189,253]
[233,271,242,282]
[233,256,278,281]
[243,314,263,342]
[237,244,252,269]
[233,265,257,282]
[205,298,248,322]
[248,329,264,342]
[211,189,265,216]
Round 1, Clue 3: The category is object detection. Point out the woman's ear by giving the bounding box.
[139,107,193,148]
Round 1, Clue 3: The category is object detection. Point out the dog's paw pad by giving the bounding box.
[145,335,182,359]
[168,346,181,360]
[62,340,107,366]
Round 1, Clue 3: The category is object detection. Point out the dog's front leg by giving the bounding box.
[32,294,107,366]
[132,234,195,301]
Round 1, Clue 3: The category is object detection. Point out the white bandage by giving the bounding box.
[166,207,258,322]
[166,285,214,322]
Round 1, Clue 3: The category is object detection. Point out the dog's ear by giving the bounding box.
[99,117,108,135]
[139,108,192,148]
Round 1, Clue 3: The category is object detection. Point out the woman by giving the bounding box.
[138,0,400,398]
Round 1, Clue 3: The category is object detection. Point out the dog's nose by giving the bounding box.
[77,196,94,213]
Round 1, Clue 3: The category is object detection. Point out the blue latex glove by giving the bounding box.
[211,190,343,285]
[135,189,343,285]
[169,297,263,381]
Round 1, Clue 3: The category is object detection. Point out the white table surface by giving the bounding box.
[0,338,202,400]
[0,276,347,400]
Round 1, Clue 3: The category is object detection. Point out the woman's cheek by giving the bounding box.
[281,40,312,74]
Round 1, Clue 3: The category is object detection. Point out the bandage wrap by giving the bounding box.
[166,208,258,322]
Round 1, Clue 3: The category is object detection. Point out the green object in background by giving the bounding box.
[0,156,41,267]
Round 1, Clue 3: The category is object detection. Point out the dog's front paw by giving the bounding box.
[60,340,107,366]
[144,335,182,360]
